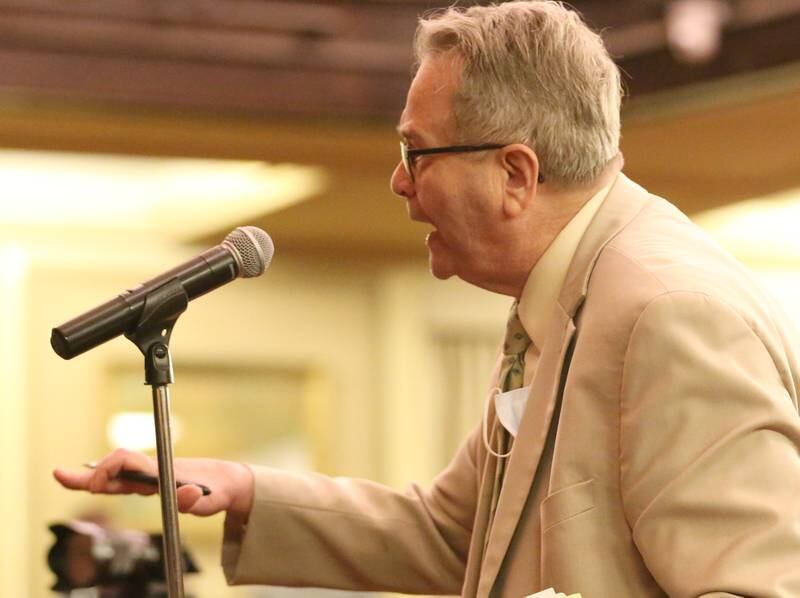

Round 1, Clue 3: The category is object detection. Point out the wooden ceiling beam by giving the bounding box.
[0,48,408,118]
[0,0,351,36]
[1,1,799,118]
[618,12,800,97]
[734,0,800,27]
[0,11,412,74]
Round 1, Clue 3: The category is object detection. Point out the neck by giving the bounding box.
[498,155,624,298]
[543,154,623,217]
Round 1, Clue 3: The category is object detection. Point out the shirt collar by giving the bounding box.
[517,175,617,349]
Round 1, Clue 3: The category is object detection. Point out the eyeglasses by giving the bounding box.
[400,141,544,183]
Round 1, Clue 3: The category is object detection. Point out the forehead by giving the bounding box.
[396,54,460,143]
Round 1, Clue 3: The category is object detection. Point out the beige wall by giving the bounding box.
[0,235,508,597]
[4,216,800,597]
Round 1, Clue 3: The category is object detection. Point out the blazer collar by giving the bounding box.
[477,173,653,595]
[558,173,653,318]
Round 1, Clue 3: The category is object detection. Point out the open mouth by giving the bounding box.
[425,229,441,247]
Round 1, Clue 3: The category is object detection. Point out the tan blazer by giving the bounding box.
[222,174,800,597]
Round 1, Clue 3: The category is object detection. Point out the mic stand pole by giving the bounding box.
[125,278,189,598]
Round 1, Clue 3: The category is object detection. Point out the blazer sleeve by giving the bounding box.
[620,291,800,597]
[221,421,484,594]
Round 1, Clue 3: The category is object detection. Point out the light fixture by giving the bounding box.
[693,186,800,264]
[107,411,183,451]
[0,149,327,240]
[666,0,731,64]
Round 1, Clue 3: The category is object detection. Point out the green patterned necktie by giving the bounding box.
[489,299,532,460]
[482,300,533,561]
[499,300,532,393]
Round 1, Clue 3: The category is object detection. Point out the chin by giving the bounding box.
[429,250,497,291]
[429,266,455,280]
[427,249,458,280]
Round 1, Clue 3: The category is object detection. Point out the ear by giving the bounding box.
[499,144,540,218]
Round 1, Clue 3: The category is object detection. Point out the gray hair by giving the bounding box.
[414,1,622,186]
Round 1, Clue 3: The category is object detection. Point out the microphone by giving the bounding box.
[51,226,274,360]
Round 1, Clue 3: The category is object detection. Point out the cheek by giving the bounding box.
[417,184,450,218]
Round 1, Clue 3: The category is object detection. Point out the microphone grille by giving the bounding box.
[223,226,274,278]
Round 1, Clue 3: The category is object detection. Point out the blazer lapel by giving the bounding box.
[476,173,653,596]
[477,307,576,596]
[461,355,508,598]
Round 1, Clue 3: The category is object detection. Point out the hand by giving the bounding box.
[53,449,254,519]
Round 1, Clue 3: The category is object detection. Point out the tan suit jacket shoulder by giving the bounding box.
[223,175,800,597]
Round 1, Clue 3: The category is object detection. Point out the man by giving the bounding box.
[55,2,800,596]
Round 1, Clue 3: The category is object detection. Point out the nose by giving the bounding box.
[390,161,412,198]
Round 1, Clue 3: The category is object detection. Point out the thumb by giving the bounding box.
[176,485,206,514]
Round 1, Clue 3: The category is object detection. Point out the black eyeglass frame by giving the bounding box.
[400,142,544,183]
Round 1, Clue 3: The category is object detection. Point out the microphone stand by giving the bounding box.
[124,278,190,598]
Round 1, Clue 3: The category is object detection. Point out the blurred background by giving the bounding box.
[0,0,799,596]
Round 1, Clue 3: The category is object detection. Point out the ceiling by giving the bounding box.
[0,0,798,256]
[1,0,800,117]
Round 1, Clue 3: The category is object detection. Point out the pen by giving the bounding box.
[83,462,212,496]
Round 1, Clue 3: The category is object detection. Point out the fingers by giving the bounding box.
[93,448,157,480]
[54,451,236,518]
[53,467,93,490]
[54,449,158,496]
[176,485,206,514]
[53,467,157,496]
